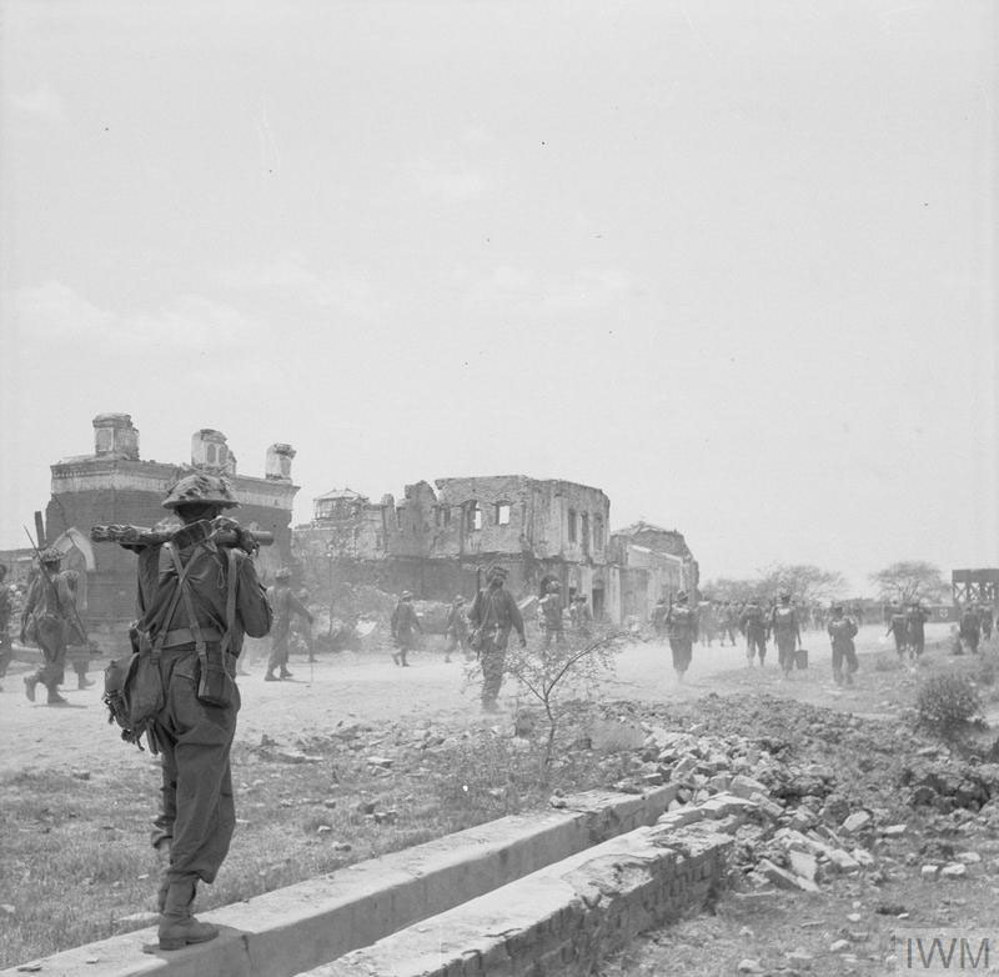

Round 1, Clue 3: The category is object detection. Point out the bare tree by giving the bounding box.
[756,563,848,604]
[701,577,761,603]
[869,561,948,604]
[501,626,627,768]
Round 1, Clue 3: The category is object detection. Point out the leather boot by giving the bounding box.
[77,673,95,690]
[264,670,279,682]
[24,676,37,702]
[47,689,68,705]
[158,880,219,950]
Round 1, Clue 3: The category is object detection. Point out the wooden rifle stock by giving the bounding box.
[90,524,274,548]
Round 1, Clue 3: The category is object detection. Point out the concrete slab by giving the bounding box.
[1,785,677,977]
[301,818,733,977]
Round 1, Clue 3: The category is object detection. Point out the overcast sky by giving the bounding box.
[1,0,995,593]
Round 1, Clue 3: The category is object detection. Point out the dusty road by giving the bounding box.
[0,622,955,776]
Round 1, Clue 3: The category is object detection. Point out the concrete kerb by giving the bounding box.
[298,810,740,977]
[2,785,677,977]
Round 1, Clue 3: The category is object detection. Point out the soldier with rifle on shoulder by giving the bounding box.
[20,541,89,705]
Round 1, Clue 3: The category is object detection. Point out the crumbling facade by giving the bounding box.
[43,413,299,653]
[294,475,696,626]
[610,522,699,624]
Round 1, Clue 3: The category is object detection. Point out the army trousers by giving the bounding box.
[831,642,859,685]
[745,632,767,664]
[775,636,797,673]
[150,645,240,887]
[668,637,693,675]
[267,628,291,673]
[31,615,68,691]
[479,640,507,705]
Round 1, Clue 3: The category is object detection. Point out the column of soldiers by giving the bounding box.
[884,601,929,663]
[956,601,996,655]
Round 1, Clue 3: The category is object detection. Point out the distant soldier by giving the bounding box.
[264,568,313,681]
[538,580,566,652]
[770,592,802,677]
[722,602,739,646]
[650,598,668,641]
[886,603,910,660]
[390,591,422,667]
[698,601,716,647]
[0,565,12,691]
[20,548,84,705]
[664,590,697,681]
[958,604,981,655]
[443,595,469,662]
[571,594,593,639]
[827,603,859,686]
[905,601,928,659]
[740,599,769,667]
[979,604,994,642]
[468,565,525,712]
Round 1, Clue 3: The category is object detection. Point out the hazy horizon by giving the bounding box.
[2,0,996,596]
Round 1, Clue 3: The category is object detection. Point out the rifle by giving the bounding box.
[90,524,273,548]
[22,526,90,643]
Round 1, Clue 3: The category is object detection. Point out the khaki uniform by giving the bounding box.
[21,567,81,694]
[468,584,525,707]
[827,615,859,685]
[665,602,697,677]
[266,584,311,675]
[770,604,801,674]
[135,527,271,888]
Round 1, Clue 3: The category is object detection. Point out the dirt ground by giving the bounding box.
[0,622,957,777]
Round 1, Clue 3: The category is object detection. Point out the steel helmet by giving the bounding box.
[39,547,62,565]
[162,472,239,511]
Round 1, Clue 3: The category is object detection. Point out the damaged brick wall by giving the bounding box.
[43,416,298,654]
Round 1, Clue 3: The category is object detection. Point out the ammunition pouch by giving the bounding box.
[103,627,164,753]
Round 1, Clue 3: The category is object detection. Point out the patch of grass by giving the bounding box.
[0,722,628,968]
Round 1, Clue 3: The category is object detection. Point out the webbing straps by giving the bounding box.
[149,543,200,659]
[164,544,209,672]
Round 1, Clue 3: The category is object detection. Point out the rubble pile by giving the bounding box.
[604,725,887,893]
[899,751,999,813]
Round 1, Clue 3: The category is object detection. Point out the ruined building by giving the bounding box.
[295,475,697,624]
[42,413,298,653]
[610,522,699,623]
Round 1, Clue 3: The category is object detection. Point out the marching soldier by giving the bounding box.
[664,590,697,682]
[467,564,526,712]
[905,601,928,659]
[740,598,769,667]
[958,603,981,655]
[651,597,668,642]
[0,565,13,691]
[770,591,802,677]
[886,603,910,660]
[827,602,859,686]
[390,591,422,667]
[443,595,469,662]
[20,548,83,705]
[264,568,313,681]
